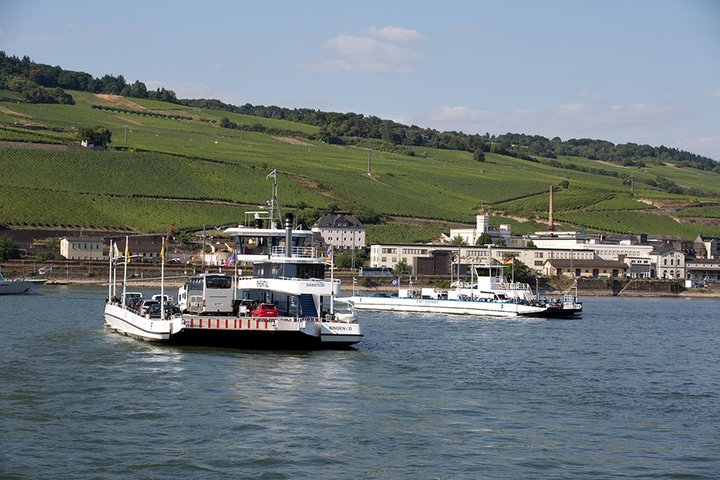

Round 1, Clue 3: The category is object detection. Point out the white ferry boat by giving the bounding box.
[0,270,46,295]
[345,264,582,318]
[103,180,362,348]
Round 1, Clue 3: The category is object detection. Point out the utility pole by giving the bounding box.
[123,125,128,142]
[367,149,372,176]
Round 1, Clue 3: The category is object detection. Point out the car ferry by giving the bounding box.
[103,180,362,348]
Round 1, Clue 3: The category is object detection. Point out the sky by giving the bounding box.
[2,0,719,160]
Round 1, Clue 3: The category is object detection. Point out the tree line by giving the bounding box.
[0,51,177,104]
[1,51,716,171]
[185,99,718,171]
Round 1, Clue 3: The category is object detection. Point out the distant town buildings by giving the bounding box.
[44,213,720,286]
[369,225,720,284]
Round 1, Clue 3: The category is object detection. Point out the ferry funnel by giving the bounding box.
[284,213,294,257]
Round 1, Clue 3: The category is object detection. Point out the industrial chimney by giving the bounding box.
[548,186,555,231]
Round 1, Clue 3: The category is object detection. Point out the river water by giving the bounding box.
[1,286,719,479]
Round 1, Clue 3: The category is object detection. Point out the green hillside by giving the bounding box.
[2,88,720,243]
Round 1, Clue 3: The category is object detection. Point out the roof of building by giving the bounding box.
[313,214,364,229]
[695,235,720,242]
[649,245,681,255]
[686,259,720,266]
[62,237,104,243]
[111,236,164,253]
[543,258,628,269]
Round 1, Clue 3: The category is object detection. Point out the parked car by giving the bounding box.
[152,294,173,303]
[126,297,144,311]
[234,299,257,316]
[138,299,160,315]
[251,303,279,317]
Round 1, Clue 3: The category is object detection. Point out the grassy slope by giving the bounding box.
[1,89,719,241]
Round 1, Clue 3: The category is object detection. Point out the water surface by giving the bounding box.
[1,287,718,479]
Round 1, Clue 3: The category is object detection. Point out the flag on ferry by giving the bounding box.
[224,251,237,266]
[124,237,130,264]
[325,245,333,264]
[503,257,514,265]
[160,224,174,263]
[266,169,277,179]
[390,278,399,286]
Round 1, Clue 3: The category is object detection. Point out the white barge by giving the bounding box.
[345,264,582,318]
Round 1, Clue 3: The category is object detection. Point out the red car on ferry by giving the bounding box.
[251,303,279,317]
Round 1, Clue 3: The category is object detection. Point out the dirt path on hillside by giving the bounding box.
[273,136,312,146]
[95,94,147,110]
[114,115,144,126]
[0,105,32,118]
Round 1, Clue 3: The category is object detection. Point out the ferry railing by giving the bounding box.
[270,246,318,258]
[181,315,356,330]
[235,275,341,285]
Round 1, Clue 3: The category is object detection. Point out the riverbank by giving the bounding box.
[4,259,719,298]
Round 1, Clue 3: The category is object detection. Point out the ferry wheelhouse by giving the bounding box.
[223,210,347,325]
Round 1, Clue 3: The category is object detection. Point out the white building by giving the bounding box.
[312,214,365,250]
[449,215,511,245]
[60,237,104,260]
[530,231,654,261]
[370,243,595,275]
[650,246,685,280]
[623,256,653,278]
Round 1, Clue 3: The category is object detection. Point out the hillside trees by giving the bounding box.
[3,74,74,104]
[0,235,20,262]
[77,126,112,146]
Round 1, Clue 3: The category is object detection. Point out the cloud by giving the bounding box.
[579,91,603,101]
[426,102,684,142]
[363,26,424,43]
[297,27,423,74]
[679,134,720,160]
[429,103,684,136]
[709,89,720,99]
[425,101,719,159]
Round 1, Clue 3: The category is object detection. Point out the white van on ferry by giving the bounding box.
[178,273,234,315]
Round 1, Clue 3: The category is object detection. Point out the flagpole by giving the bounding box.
[122,235,128,307]
[330,249,334,316]
[161,237,165,320]
[233,253,238,301]
[112,246,117,299]
[108,239,113,302]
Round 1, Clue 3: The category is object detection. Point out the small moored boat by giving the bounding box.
[0,270,46,295]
